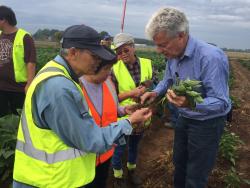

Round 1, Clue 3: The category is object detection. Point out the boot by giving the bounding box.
[113,168,126,188]
[113,177,127,188]
[127,169,143,186]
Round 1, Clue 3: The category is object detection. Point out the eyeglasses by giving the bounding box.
[157,36,178,50]
[116,48,130,56]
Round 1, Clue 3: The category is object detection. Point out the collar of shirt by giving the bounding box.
[124,56,140,69]
[177,35,195,62]
[54,55,79,83]
[183,35,195,58]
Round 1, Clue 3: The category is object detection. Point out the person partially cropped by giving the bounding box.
[0,5,36,117]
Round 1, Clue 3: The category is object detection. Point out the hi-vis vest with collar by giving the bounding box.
[112,57,153,107]
[110,44,115,50]
[82,78,118,166]
[13,61,96,188]
[0,28,29,82]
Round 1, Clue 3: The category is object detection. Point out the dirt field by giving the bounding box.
[226,51,250,60]
[109,58,250,188]
[227,60,250,183]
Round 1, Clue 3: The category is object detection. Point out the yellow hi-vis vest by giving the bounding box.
[110,44,115,50]
[112,57,153,108]
[13,60,96,188]
[0,29,29,82]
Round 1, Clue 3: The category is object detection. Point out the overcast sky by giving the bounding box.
[1,0,250,49]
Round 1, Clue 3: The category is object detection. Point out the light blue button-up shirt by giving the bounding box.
[154,36,231,120]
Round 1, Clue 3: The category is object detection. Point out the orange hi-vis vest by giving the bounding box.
[82,79,118,166]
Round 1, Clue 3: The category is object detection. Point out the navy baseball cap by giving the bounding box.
[62,25,116,61]
[103,34,112,40]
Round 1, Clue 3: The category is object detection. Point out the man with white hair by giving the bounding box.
[141,7,231,188]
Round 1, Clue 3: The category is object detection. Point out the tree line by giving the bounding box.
[32,29,249,52]
[33,29,154,46]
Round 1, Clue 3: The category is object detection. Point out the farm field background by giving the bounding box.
[0,42,249,188]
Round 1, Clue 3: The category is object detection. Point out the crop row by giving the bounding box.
[36,47,166,79]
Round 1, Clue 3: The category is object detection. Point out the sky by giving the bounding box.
[1,0,250,49]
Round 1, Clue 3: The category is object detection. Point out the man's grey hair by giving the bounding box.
[145,7,189,39]
[60,48,86,56]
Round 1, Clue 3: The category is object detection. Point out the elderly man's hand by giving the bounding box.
[140,91,157,104]
[166,89,189,107]
[128,108,152,125]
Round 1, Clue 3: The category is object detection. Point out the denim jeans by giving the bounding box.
[112,134,143,170]
[173,115,225,188]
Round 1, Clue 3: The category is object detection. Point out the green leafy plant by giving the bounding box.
[0,114,20,185]
[224,167,242,188]
[224,167,250,188]
[36,47,59,72]
[219,129,250,188]
[171,78,204,108]
[239,60,250,70]
[219,128,243,166]
[230,95,240,109]
[229,68,234,89]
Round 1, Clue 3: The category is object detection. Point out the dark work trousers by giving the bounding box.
[173,115,225,188]
[85,158,111,188]
[0,90,25,117]
[112,134,143,170]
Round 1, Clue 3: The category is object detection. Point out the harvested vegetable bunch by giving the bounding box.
[131,79,203,110]
[171,78,204,108]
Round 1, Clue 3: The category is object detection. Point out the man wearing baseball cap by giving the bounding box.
[110,33,155,187]
[13,25,152,188]
[100,33,113,49]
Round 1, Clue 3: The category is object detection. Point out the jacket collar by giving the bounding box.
[54,55,79,83]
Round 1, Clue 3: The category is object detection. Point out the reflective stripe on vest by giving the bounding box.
[13,29,29,82]
[13,60,96,187]
[17,79,87,164]
[82,78,117,165]
[113,57,152,108]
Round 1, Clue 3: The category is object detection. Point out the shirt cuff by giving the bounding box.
[118,106,126,116]
[114,136,127,146]
[119,119,133,135]
[152,88,161,96]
